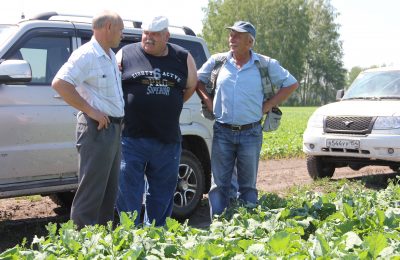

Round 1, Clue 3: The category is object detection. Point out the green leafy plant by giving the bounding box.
[2,179,399,259]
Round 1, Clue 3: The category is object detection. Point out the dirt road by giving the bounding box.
[0,159,394,251]
[257,158,390,193]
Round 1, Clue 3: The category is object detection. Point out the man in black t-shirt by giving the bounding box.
[116,16,197,226]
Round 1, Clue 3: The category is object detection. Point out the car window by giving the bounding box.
[78,30,92,46]
[344,70,400,99]
[6,36,71,85]
[168,38,207,69]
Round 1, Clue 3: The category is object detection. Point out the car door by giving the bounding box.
[0,28,78,188]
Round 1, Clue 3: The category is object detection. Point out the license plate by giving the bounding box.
[326,139,360,149]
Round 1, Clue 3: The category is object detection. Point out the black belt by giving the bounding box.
[109,116,124,124]
[217,120,261,131]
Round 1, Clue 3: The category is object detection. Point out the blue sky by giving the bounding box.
[1,0,399,70]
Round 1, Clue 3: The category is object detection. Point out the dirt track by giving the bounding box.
[0,159,394,251]
[257,158,391,193]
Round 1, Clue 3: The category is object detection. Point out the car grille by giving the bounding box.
[324,116,376,134]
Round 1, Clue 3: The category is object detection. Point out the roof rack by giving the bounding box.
[28,12,196,36]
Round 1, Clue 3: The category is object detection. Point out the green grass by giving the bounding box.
[15,195,42,202]
[261,106,317,160]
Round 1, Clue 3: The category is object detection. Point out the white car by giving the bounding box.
[303,67,400,179]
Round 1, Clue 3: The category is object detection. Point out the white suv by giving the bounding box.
[0,12,213,219]
[303,67,400,179]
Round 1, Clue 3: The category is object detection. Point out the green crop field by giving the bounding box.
[261,107,316,160]
[3,106,400,259]
[3,179,399,259]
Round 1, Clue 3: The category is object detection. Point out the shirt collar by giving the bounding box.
[90,36,110,58]
[228,49,257,68]
[250,50,259,63]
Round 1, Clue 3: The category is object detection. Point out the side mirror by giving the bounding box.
[0,60,32,84]
[336,89,344,101]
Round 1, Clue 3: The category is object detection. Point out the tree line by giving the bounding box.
[199,0,348,106]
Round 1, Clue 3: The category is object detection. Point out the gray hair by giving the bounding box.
[161,28,170,35]
[249,34,256,48]
[92,10,122,29]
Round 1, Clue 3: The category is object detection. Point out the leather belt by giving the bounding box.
[217,120,261,131]
[108,116,124,124]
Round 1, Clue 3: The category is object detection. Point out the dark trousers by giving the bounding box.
[71,112,122,228]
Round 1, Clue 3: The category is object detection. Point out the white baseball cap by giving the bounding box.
[141,16,169,32]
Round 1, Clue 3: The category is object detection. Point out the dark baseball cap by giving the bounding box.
[226,21,256,39]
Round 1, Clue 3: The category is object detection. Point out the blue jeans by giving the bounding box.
[208,122,263,216]
[116,137,181,226]
[230,163,239,199]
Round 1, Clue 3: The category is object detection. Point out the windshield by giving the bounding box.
[343,70,400,100]
[0,25,17,48]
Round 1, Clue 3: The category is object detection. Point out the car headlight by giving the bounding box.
[307,114,324,128]
[374,116,400,129]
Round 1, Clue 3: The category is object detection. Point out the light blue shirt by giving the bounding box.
[198,51,297,125]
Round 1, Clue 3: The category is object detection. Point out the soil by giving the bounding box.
[0,158,396,251]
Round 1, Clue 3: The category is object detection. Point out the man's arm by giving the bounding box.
[196,80,213,112]
[262,82,299,114]
[183,53,198,102]
[52,78,110,130]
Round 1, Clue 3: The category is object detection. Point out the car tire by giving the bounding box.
[306,155,335,180]
[349,163,363,171]
[172,149,205,219]
[49,191,74,208]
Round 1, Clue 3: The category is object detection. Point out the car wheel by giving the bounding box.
[49,191,74,208]
[172,149,205,219]
[306,155,335,180]
[349,163,364,171]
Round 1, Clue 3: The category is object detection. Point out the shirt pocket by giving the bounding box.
[99,73,116,97]
[87,68,115,97]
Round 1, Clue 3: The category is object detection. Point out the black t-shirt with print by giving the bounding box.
[120,42,188,143]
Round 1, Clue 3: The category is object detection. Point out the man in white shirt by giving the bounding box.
[52,10,124,228]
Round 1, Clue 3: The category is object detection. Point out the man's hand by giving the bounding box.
[87,109,110,130]
[202,97,213,112]
[262,82,299,114]
[52,78,110,130]
[262,101,274,115]
[195,80,213,112]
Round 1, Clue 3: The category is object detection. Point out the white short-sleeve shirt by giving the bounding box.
[55,37,124,117]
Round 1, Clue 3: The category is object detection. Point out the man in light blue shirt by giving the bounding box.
[197,21,298,217]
